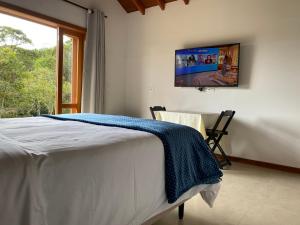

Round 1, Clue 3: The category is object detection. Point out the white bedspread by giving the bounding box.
[0,117,220,225]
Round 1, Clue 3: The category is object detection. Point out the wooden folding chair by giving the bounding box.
[206,110,235,169]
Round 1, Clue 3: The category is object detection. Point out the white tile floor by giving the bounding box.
[153,163,300,225]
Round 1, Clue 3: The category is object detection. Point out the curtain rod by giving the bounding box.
[62,0,107,18]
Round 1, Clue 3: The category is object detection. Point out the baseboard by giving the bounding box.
[216,155,300,174]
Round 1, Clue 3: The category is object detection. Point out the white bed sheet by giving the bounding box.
[0,117,220,225]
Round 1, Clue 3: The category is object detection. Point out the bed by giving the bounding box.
[0,114,222,225]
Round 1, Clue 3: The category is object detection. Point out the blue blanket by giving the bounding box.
[43,113,222,203]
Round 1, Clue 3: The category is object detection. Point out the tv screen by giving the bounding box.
[175,43,240,87]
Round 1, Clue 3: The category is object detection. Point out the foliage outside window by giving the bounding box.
[0,4,85,118]
[0,26,74,118]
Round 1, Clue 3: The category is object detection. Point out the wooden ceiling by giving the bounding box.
[117,0,190,15]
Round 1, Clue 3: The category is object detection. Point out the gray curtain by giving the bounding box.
[82,9,105,113]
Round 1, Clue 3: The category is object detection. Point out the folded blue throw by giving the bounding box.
[43,113,222,203]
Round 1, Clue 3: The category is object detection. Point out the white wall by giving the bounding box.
[1,0,128,114]
[125,0,300,168]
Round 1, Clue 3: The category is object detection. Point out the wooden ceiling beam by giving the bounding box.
[156,0,165,10]
[131,0,145,15]
[117,0,191,14]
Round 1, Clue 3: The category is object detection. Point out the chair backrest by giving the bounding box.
[211,110,235,133]
[149,106,166,120]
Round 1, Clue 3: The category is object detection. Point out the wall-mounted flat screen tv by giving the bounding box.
[175,43,240,87]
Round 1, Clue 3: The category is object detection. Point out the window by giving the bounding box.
[0,2,85,118]
[58,28,84,114]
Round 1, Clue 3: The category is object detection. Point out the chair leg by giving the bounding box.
[178,203,184,220]
[208,137,232,168]
[210,139,219,153]
[217,143,232,166]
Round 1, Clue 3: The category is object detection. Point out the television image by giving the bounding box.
[175,43,240,87]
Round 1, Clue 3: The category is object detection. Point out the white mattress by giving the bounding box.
[0,117,221,225]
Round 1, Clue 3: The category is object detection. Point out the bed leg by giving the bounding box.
[178,203,184,220]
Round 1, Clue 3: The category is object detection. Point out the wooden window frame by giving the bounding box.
[0,1,86,114]
[57,27,84,114]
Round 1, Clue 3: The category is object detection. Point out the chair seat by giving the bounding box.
[206,128,228,136]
